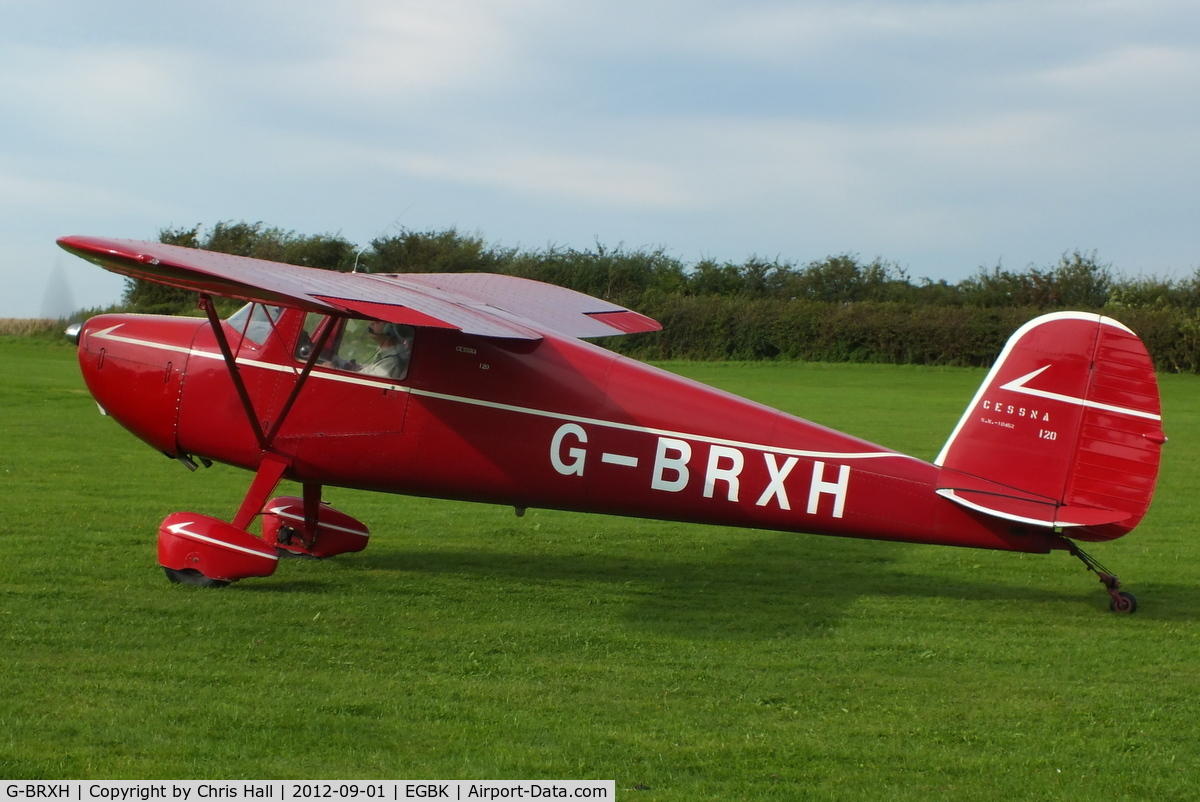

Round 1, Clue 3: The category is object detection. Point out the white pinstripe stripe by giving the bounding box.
[93,324,917,463]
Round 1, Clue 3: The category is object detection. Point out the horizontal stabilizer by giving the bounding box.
[56,236,661,340]
[936,467,1128,528]
[936,489,1129,529]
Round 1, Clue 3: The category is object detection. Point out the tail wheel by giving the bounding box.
[1109,591,1137,614]
[1062,539,1141,614]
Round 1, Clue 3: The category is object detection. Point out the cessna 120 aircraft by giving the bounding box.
[59,235,1165,611]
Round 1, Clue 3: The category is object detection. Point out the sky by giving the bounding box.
[3,0,1199,318]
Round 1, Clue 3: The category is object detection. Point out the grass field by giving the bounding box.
[1,338,1197,799]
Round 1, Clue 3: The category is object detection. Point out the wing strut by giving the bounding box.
[200,295,268,451]
[197,297,355,535]
[264,317,336,445]
[199,295,338,454]
[197,297,347,536]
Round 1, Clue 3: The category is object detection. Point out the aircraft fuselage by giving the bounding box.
[76,307,1057,555]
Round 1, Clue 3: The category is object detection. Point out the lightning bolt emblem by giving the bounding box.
[999,366,1161,421]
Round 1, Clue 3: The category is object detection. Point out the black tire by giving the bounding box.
[276,547,319,560]
[1109,591,1137,613]
[163,567,231,588]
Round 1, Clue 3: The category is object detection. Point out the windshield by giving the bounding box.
[227,303,283,345]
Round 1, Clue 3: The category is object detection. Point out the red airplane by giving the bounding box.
[59,235,1165,611]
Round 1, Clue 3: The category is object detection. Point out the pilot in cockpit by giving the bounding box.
[360,320,414,379]
[295,313,415,380]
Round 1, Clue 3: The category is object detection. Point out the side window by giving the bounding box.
[295,312,325,360]
[295,315,415,380]
[227,303,282,345]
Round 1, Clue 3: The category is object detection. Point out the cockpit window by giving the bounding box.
[227,303,283,345]
[295,314,415,381]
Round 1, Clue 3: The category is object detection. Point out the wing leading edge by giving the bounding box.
[57,236,662,341]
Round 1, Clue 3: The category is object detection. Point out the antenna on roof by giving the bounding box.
[351,243,370,274]
[352,203,417,274]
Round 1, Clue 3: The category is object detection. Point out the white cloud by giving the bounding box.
[262,0,549,103]
[0,169,165,216]
[0,45,199,142]
[323,138,696,209]
[1039,44,1200,96]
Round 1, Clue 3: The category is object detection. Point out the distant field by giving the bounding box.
[1,339,1197,799]
[0,319,64,338]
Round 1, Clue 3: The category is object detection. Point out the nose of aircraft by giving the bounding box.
[76,313,203,456]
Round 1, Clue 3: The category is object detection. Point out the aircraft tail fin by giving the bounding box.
[935,312,1165,542]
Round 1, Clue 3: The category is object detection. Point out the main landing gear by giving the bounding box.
[261,495,370,558]
[1063,539,1137,613]
[158,497,370,586]
[157,456,370,586]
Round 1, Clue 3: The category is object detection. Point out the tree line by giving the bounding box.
[121,221,1200,371]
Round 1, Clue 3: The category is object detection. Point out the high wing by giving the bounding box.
[56,236,661,340]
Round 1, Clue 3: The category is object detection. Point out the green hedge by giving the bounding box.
[112,223,1200,373]
[609,298,1200,372]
